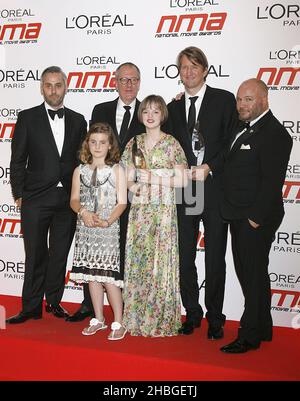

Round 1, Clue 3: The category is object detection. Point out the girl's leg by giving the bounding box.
[81,281,107,335]
[89,281,105,321]
[105,283,126,339]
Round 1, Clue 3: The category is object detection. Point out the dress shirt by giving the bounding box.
[116,99,136,136]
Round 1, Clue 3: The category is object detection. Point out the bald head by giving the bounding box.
[236,78,269,122]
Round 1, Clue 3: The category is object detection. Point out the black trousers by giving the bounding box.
[177,205,228,327]
[230,216,283,346]
[21,187,76,313]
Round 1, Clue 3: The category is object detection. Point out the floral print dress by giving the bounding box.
[121,133,187,337]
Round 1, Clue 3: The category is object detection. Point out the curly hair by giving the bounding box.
[79,122,120,165]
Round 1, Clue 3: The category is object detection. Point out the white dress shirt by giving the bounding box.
[185,84,207,165]
[45,102,65,186]
[231,109,270,149]
[116,99,136,136]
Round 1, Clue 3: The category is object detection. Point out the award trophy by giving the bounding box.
[90,167,103,216]
[132,136,147,196]
[192,120,205,167]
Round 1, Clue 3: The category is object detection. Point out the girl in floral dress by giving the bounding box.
[121,95,187,337]
[70,123,127,340]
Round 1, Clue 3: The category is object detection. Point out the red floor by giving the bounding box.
[0,294,299,381]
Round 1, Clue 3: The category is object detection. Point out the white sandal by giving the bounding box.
[82,318,108,336]
[108,321,127,341]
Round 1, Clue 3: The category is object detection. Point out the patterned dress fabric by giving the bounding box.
[121,133,187,336]
[70,164,123,288]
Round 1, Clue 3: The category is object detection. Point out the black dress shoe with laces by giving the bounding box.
[178,320,201,335]
[207,326,224,340]
[220,338,259,354]
[45,304,69,318]
[65,307,93,322]
[6,310,42,324]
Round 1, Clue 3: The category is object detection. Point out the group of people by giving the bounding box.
[6,46,292,353]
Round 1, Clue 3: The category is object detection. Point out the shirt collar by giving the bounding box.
[185,83,207,102]
[249,109,269,127]
[118,98,136,110]
[44,101,65,112]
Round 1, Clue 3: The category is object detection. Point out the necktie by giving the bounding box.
[187,96,198,135]
[230,121,252,152]
[119,106,131,143]
[238,120,250,132]
[48,108,64,120]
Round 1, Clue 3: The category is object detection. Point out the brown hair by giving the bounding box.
[177,46,209,80]
[138,94,168,125]
[79,122,120,165]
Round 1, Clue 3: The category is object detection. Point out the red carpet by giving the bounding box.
[0,295,299,381]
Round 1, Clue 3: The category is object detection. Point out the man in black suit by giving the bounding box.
[167,47,237,338]
[6,66,87,324]
[67,62,144,322]
[220,78,292,353]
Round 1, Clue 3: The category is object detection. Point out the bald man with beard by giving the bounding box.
[220,78,292,353]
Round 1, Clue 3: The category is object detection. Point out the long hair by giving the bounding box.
[79,122,120,165]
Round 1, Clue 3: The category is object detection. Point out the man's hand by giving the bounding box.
[188,164,211,181]
[16,198,22,208]
[248,219,260,229]
[173,91,184,101]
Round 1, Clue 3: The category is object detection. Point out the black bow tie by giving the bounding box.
[48,108,64,120]
[238,120,250,131]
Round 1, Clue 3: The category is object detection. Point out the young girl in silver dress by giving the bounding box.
[69,122,127,340]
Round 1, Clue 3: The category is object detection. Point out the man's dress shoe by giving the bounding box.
[178,320,201,335]
[220,338,259,354]
[6,311,42,324]
[45,304,69,318]
[207,326,224,340]
[65,307,93,322]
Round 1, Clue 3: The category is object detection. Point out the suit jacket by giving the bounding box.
[10,103,87,201]
[167,85,237,210]
[90,97,145,153]
[221,110,293,225]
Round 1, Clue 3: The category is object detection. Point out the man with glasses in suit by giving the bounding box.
[67,62,144,322]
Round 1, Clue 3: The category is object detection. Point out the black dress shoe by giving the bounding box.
[178,320,201,335]
[45,304,69,318]
[6,310,42,324]
[65,307,93,322]
[207,326,224,340]
[261,335,272,342]
[220,338,259,354]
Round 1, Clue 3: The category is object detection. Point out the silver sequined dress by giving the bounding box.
[70,164,123,288]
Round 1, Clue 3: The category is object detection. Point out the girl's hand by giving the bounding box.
[81,210,98,227]
[138,169,154,184]
[95,219,110,228]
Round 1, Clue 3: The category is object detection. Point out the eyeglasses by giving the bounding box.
[118,77,140,86]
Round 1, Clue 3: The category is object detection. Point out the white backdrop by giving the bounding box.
[0,0,299,327]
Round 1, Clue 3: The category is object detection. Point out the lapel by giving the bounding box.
[120,99,141,146]
[197,85,213,131]
[228,110,273,158]
[109,98,118,135]
[178,95,191,148]
[61,107,74,158]
[38,103,60,159]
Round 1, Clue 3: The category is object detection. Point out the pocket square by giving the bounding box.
[240,144,251,150]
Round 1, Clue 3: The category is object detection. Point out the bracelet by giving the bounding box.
[105,219,110,227]
[78,206,86,216]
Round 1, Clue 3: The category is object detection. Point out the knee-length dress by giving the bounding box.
[70,164,123,288]
[121,133,187,336]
